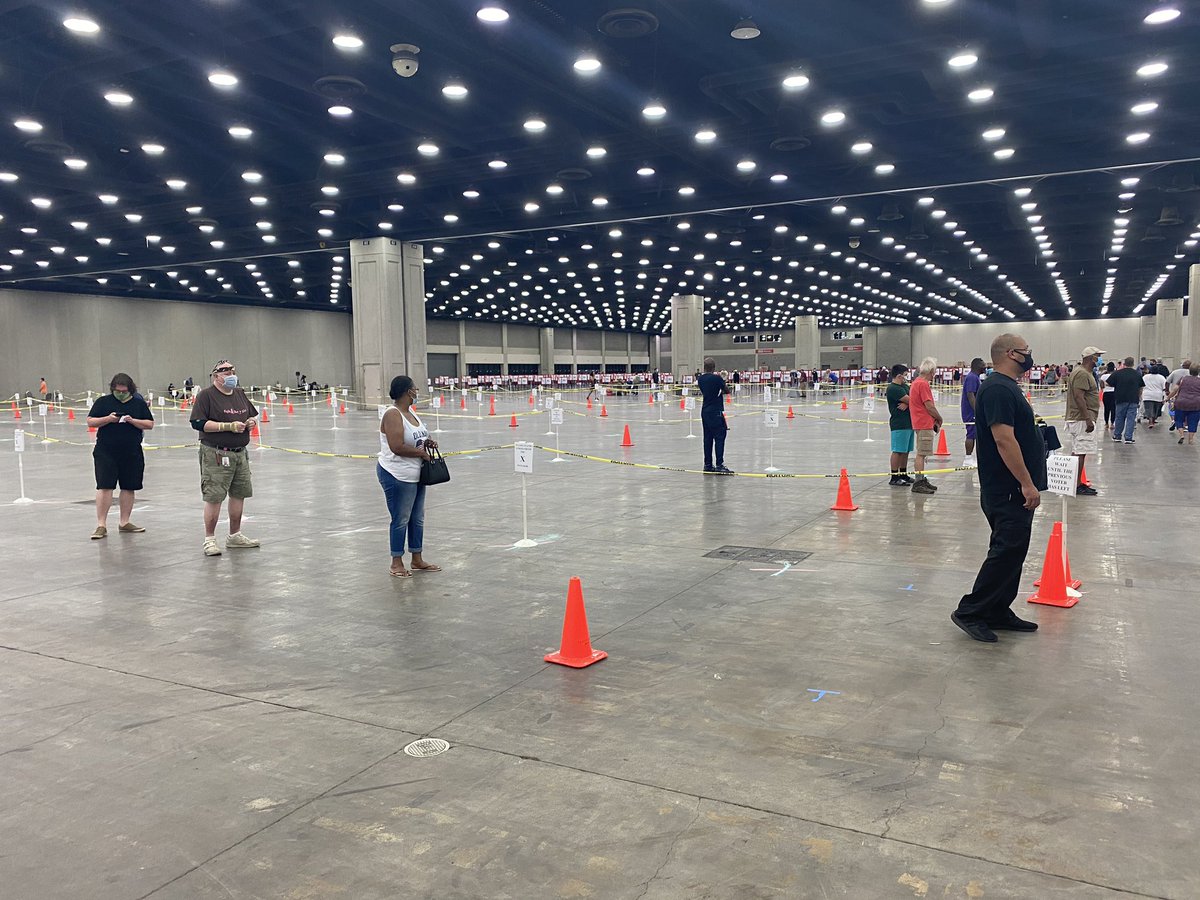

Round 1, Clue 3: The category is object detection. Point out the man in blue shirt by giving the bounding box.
[960,357,985,468]
[698,358,732,474]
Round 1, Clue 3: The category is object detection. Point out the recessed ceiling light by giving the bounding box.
[1137,61,1168,77]
[64,158,87,170]
[730,18,761,39]
[782,71,810,90]
[488,159,508,169]
[477,3,509,23]
[770,173,788,183]
[678,185,696,196]
[967,87,994,102]
[323,152,345,165]
[1126,131,1151,144]
[388,203,404,211]
[694,128,717,143]
[104,90,133,106]
[642,101,667,119]
[98,193,118,204]
[228,125,253,139]
[1121,177,1140,186]
[332,33,363,49]
[573,53,601,74]
[637,166,656,177]
[70,221,87,229]
[320,185,339,196]
[463,188,481,198]
[1144,7,1180,24]
[545,184,564,195]
[523,202,539,212]
[63,16,100,33]
[851,141,873,154]
[417,141,440,156]
[948,51,978,68]
[1130,101,1158,115]
[140,142,165,155]
[523,117,546,132]
[875,162,896,174]
[1013,187,1032,197]
[13,118,42,133]
[249,195,268,205]
[241,170,262,183]
[993,147,1015,159]
[328,105,353,116]
[981,127,1005,141]
[397,172,417,184]
[736,159,757,172]
[31,197,51,209]
[820,109,846,125]
[444,213,459,223]
[442,79,468,99]
[208,70,238,88]
[592,197,609,207]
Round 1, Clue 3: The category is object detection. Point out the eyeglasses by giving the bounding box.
[215,366,235,373]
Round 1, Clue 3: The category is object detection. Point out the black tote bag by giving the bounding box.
[419,446,451,486]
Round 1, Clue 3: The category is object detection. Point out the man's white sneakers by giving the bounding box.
[226,532,260,549]
[203,537,222,557]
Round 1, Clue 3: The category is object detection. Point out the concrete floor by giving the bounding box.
[0,386,1194,899]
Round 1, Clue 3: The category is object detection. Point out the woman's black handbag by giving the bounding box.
[419,446,451,486]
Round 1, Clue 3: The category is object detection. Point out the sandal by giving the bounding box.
[411,563,442,572]
[390,567,413,577]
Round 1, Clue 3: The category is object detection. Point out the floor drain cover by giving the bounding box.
[403,738,450,758]
[704,545,812,565]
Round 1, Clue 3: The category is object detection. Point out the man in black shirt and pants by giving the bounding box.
[952,334,1048,643]
[698,357,732,474]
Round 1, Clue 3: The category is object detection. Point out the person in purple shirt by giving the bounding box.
[961,357,985,468]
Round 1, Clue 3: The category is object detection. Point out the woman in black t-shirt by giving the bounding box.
[85,373,155,540]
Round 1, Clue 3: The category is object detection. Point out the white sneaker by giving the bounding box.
[962,456,977,468]
[203,537,222,557]
[226,531,260,549]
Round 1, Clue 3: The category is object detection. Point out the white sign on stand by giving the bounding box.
[763,410,780,471]
[514,441,534,475]
[862,395,876,443]
[432,395,443,409]
[1046,454,1079,497]
[683,396,696,439]
[550,408,564,426]
[550,408,565,462]
[764,410,780,428]
[13,429,25,453]
[38,404,47,417]
[12,429,33,504]
[513,441,537,548]
[764,386,772,403]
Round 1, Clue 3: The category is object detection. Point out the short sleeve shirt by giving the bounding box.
[88,394,153,453]
[908,377,935,430]
[191,385,258,449]
[960,372,981,422]
[975,373,1047,498]
[1064,367,1099,421]
[886,382,911,431]
[698,373,726,417]
[1107,368,1145,404]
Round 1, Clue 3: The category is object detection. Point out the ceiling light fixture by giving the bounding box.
[104,90,133,106]
[948,51,978,68]
[736,159,757,172]
[523,117,546,132]
[64,157,87,170]
[487,158,508,169]
[1144,7,1180,24]
[642,101,667,119]
[477,3,509,23]
[228,125,252,138]
[730,18,761,39]
[328,105,353,116]
[141,142,165,154]
[442,79,469,99]
[993,147,1015,159]
[781,70,810,90]
[1137,60,1168,77]
[1131,100,1158,115]
[13,118,42,133]
[573,53,601,74]
[1126,131,1151,143]
[981,127,1005,141]
[241,170,262,182]
[63,15,100,33]
[417,141,440,156]
[851,141,873,154]
[967,87,994,102]
[637,166,655,176]
[875,163,896,174]
[397,172,417,184]
[586,146,606,158]
[208,70,238,88]
[332,33,364,49]
[820,109,846,126]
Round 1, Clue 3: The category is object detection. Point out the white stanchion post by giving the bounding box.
[13,429,33,504]
[544,397,556,436]
[39,403,50,444]
[551,407,565,462]
[863,395,876,443]
[330,389,339,430]
[764,409,780,472]
[432,394,445,433]
[684,396,696,439]
[513,442,537,548]
[657,391,664,423]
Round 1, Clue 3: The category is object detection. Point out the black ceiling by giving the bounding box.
[1,0,1197,330]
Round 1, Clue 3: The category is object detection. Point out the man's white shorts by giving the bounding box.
[1064,420,1098,456]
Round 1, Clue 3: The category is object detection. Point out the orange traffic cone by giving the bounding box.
[1034,521,1082,590]
[287,403,295,415]
[1028,522,1080,607]
[67,408,75,421]
[932,428,950,456]
[841,398,848,411]
[830,468,859,511]
[460,395,467,410]
[544,577,607,668]
[261,407,269,423]
[786,405,795,419]
[529,393,535,407]
[489,395,497,416]
[13,407,20,420]
[600,404,608,418]
[509,414,519,428]
[250,423,260,438]
[326,393,332,406]
[586,396,593,410]
[724,393,730,406]
[621,425,634,447]
[1080,461,1092,488]
[648,393,654,405]
[339,403,346,415]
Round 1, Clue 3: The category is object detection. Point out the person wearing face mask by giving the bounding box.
[951,334,1047,643]
[1064,346,1103,496]
[86,373,155,540]
[190,360,260,557]
[378,374,441,577]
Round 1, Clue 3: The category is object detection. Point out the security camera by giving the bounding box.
[848,236,861,249]
[391,43,420,77]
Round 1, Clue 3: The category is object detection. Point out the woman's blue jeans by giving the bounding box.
[377,465,426,556]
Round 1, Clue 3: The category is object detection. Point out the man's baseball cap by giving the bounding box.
[211,359,234,374]
[1080,346,1105,358]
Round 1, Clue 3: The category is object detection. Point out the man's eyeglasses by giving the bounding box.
[215,366,235,373]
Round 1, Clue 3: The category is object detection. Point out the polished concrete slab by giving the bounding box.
[0,387,1195,898]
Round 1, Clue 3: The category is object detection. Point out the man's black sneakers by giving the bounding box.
[1076,484,1098,496]
[951,612,998,643]
[988,613,1038,632]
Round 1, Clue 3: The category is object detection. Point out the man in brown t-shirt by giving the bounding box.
[1064,347,1102,496]
[190,360,260,556]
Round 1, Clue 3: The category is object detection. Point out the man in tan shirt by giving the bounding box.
[1064,346,1103,496]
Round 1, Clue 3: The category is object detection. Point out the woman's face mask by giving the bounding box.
[113,390,131,402]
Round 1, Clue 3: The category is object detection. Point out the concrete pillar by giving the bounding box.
[571,330,578,374]
[794,315,820,369]
[500,324,510,375]
[862,327,879,369]
[539,327,555,374]
[1157,295,1186,369]
[670,295,705,379]
[348,237,427,406]
[457,321,468,379]
[1140,314,1158,365]
[650,336,661,371]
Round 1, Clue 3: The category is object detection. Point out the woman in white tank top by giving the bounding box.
[377,375,441,577]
